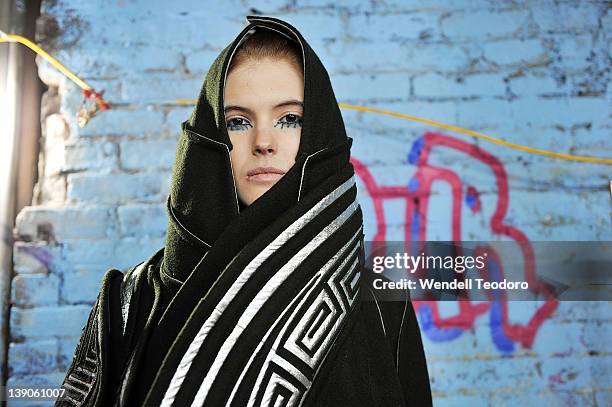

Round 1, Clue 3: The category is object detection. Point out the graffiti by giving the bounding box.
[351,132,559,354]
[15,244,53,270]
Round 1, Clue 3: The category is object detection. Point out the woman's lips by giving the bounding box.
[246,167,286,182]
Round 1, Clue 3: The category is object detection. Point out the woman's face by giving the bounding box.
[224,57,304,206]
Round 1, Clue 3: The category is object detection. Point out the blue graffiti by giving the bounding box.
[407,136,425,165]
[418,304,465,342]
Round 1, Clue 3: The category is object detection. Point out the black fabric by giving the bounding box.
[56,15,432,407]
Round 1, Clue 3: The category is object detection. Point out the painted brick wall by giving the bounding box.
[9,0,611,406]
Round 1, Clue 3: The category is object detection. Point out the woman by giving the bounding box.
[57,15,432,407]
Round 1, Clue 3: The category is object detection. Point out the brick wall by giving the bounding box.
[9,1,611,406]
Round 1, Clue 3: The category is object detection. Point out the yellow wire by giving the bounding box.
[337,103,612,165]
[0,33,92,91]
[3,32,610,165]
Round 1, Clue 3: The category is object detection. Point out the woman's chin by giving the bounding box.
[240,187,271,207]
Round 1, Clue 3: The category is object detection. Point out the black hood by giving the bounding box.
[162,15,352,283]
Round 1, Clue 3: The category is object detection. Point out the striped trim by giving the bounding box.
[247,229,362,407]
[161,176,356,406]
[194,203,359,406]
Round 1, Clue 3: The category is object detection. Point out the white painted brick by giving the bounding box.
[37,175,67,205]
[42,114,69,176]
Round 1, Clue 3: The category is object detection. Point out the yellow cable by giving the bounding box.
[338,103,612,165]
[2,31,610,165]
[0,32,92,91]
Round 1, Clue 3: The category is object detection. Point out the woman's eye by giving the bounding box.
[275,114,303,129]
[226,117,252,131]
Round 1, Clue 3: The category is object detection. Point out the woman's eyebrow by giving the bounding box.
[224,105,254,115]
[224,100,304,114]
[274,99,304,109]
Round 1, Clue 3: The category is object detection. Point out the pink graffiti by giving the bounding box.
[351,131,558,349]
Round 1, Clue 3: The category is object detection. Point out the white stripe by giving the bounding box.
[251,246,361,407]
[298,148,327,202]
[160,177,355,406]
[193,200,359,407]
[226,230,361,406]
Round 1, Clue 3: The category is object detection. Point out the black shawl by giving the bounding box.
[56,16,432,407]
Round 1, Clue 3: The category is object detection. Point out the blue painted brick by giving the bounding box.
[58,337,80,370]
[509,74,565,95]
[76,107,165,137]
[348,12,440,42]
[15,206,115,240]
[61,269,107,304]
[414,73,506,98]
[119,138,178,170]
[121,74,204,104]
[8,340,58,376]
[117,204,167,237]
[332,72,411,101]
[10,306,91,340]
[483,39,547,66]
[11,274,60,307]
[441,10,529,39]
[113,237,165,270]
[67,172,169,204]
[63,139,118,172]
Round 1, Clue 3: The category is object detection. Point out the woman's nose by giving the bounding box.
[253,129,276,156]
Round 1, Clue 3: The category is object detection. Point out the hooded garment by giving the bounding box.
[56,15,432,407]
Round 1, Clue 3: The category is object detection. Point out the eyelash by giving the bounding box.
[275,114,303,129]
[226,114,303,131]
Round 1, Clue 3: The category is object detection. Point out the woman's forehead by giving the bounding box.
[224,59,304,111]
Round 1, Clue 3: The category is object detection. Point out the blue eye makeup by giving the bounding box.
[274,114,303,129]
[226,117,253,132]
